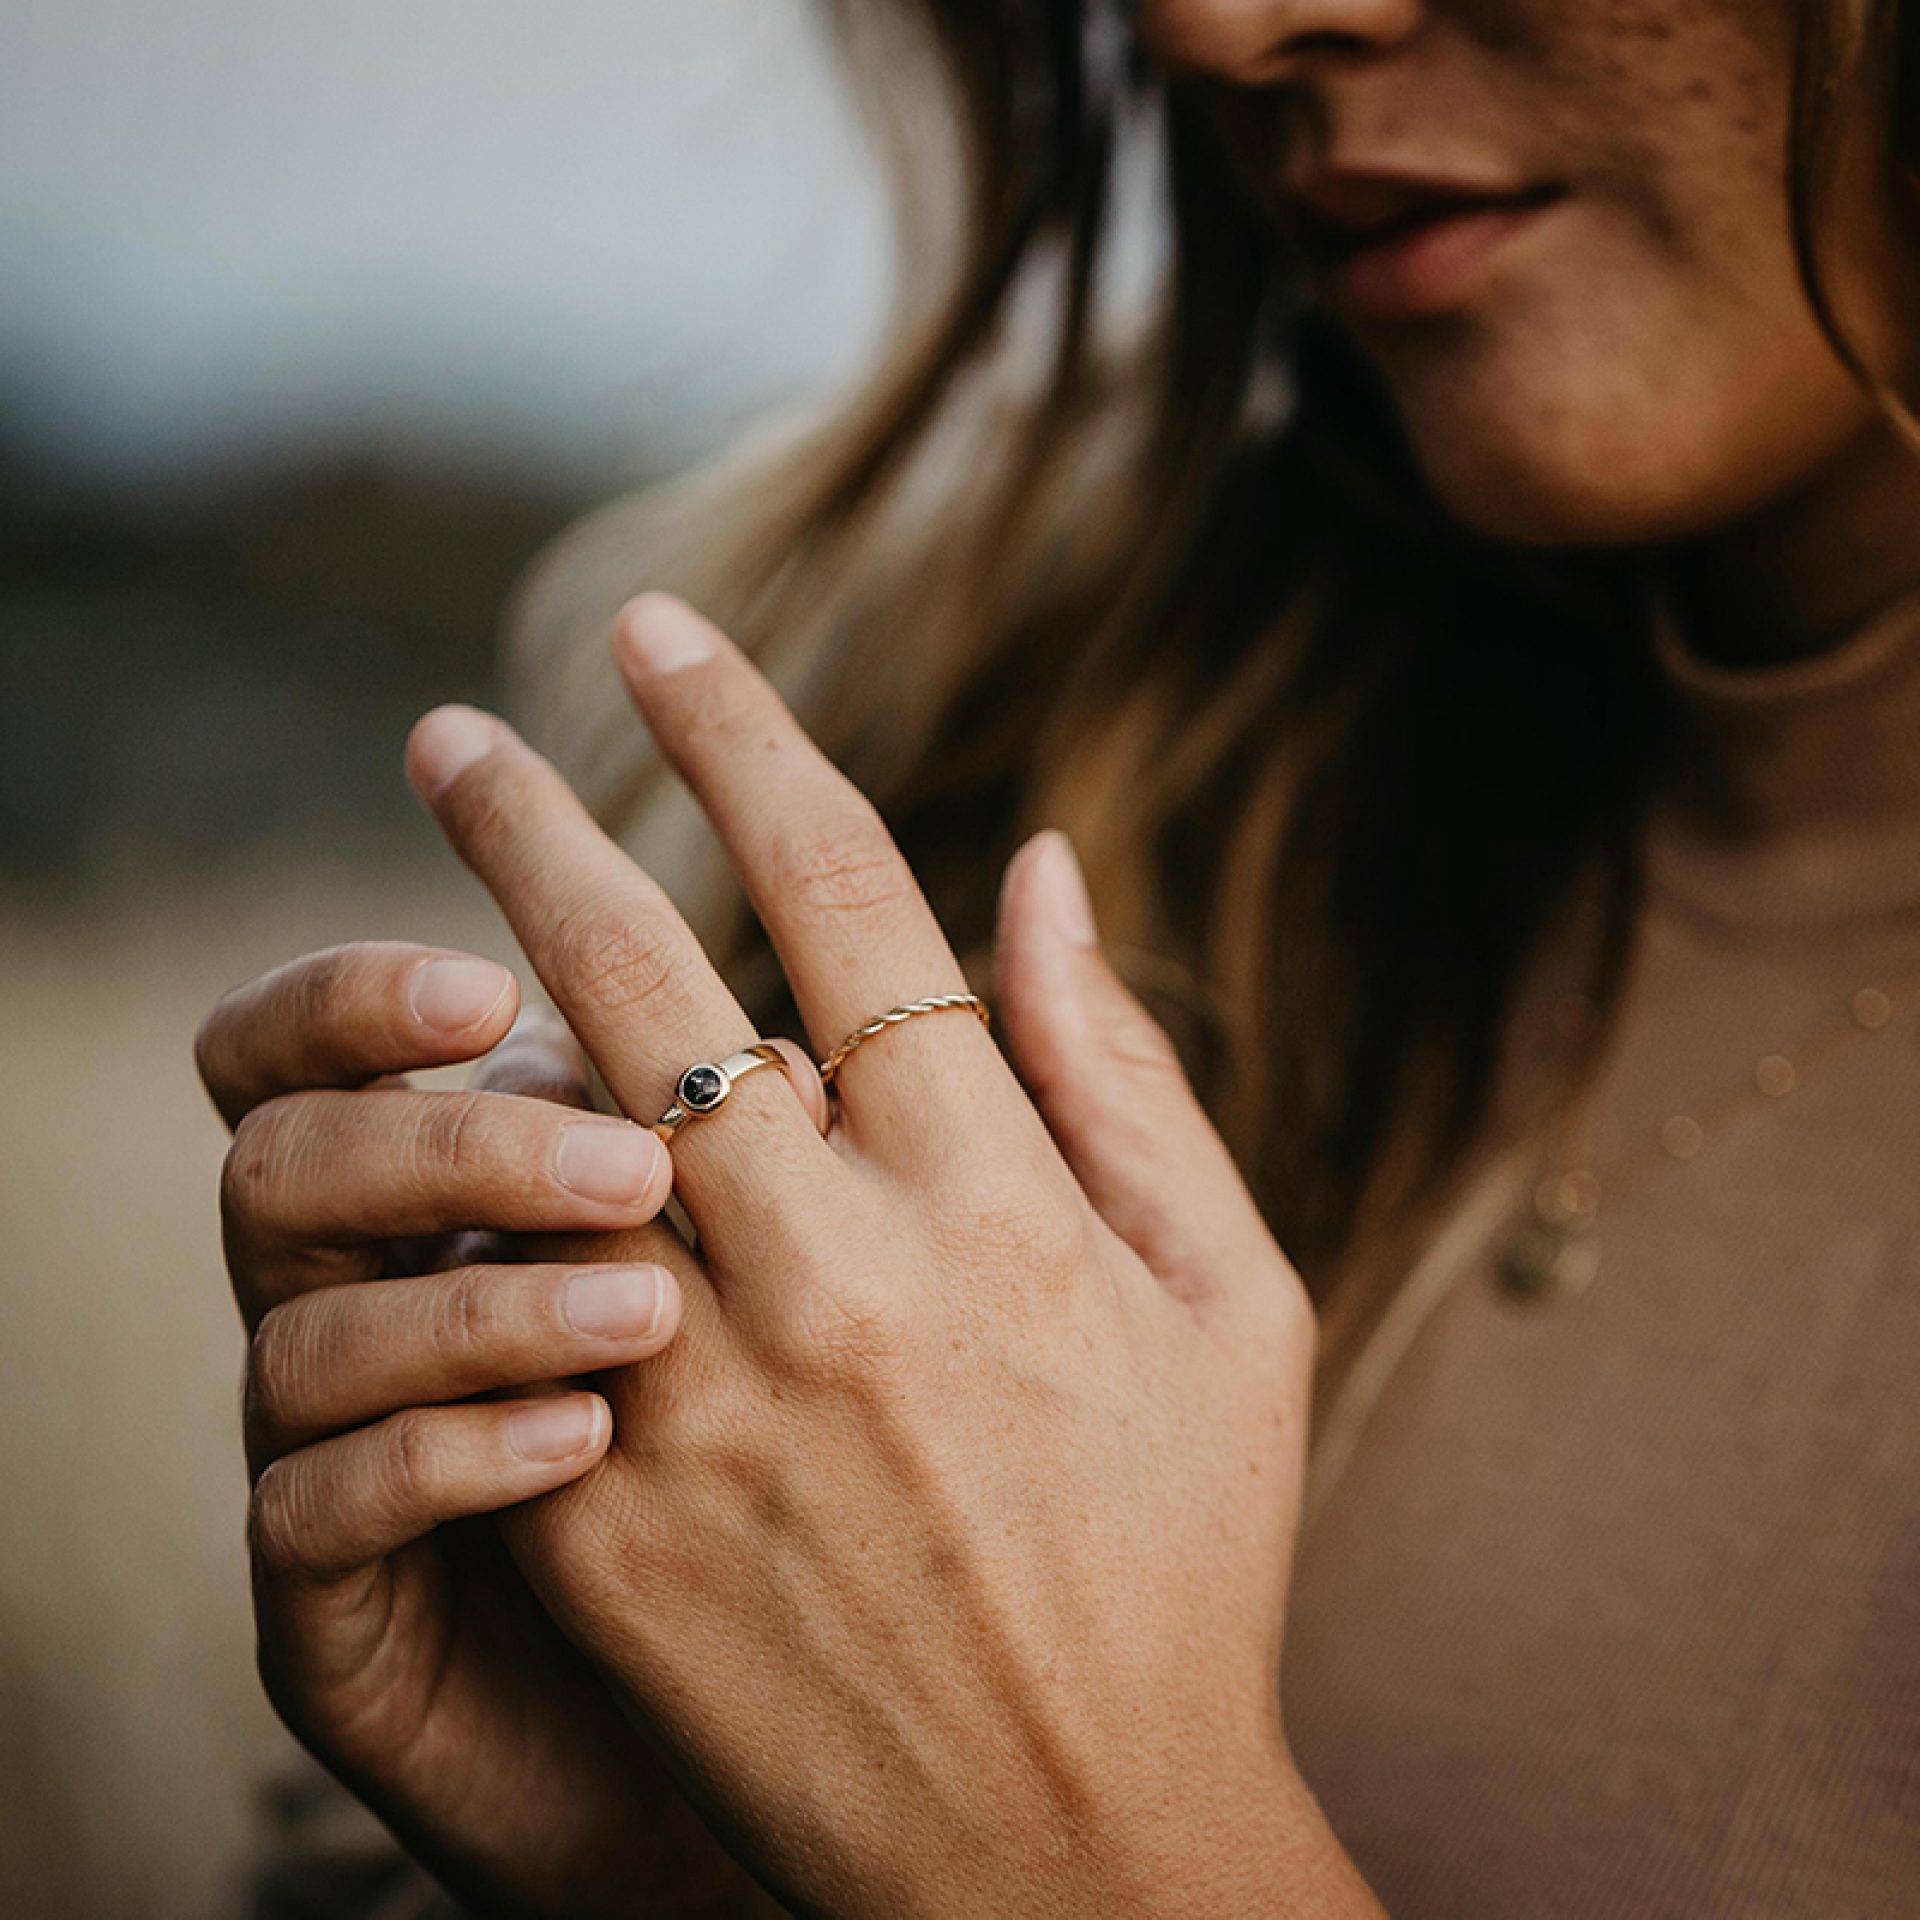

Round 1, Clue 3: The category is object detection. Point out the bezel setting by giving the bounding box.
[677,1062,729,1113]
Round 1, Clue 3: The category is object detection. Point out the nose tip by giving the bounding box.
[1137,0,1425,83]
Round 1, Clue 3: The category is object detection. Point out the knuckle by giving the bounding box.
[931,1181,1089,1299]
[221,1097,301,1220]
[706,1435,801,1538]
[287,943,371,1041]
[655,1389,788,1515]
[546,901,684,1021]
[379,1408,442,1517]
[246,1304,312,1438]
[412,1091,495,1187]
[767,809,915,925]
[449,756,530,851]
[197,941,418,1122]
[247,1459,311,1574]
[779,1276,914,1392]
[435,1266,513,1362]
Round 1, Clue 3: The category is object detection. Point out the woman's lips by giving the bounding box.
[1297,183,1569,320]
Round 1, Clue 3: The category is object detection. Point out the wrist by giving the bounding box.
[1246,1761,1389,1920]
[1115,1744,1385,1920]
[886,1733,1383,1920]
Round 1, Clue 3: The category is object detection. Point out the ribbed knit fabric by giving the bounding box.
[1279,593,1920,1916]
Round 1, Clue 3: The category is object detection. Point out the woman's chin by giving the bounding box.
[1408,429,1775,554]
[1386,349,1879,554]
[1426,472,1687,552]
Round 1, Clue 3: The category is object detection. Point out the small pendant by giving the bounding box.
[1495,1214,1601,1299]
[1497,1168,1603,1300]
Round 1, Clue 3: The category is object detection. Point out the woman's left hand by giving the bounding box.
[403,594,1377,1920]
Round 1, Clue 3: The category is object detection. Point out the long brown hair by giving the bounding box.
[506,0,1903,1383]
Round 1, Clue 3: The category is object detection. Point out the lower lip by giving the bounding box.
[1323,197,1562,320]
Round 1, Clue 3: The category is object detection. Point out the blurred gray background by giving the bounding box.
[0,5,890,1912]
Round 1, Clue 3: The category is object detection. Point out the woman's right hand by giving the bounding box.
[195,940,790,1918]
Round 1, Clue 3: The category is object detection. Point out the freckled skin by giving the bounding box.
[1180,1,1899,560]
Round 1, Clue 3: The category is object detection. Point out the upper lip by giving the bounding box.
[1282,166,1566,252]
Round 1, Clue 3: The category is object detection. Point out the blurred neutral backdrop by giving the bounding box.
[0,5,890,1912]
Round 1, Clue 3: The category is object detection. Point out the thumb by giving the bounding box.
[994,831,1293,1316]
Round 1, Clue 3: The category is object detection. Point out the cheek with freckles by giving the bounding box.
[1334,0,1879,547]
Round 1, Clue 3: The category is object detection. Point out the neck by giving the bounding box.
[1668,416,1920,667]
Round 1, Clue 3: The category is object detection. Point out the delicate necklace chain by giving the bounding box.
[1496,968,1920,1299]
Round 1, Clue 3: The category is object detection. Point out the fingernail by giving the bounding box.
[1036,831,1098,947]
[508,1395,602,1462]
[555,1120,665,1205]
[409,705,507,798]
[615,592,716,676]
[408,957,513,1034]
[565,1265,667,1341]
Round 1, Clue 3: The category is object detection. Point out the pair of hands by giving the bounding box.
[197,592,1372,1918]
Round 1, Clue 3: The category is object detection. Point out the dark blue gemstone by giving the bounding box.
[679,1064,727,1111]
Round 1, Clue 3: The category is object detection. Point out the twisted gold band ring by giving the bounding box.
[818,994,990,1087]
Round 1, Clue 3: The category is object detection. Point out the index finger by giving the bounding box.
[195,942,519,1129]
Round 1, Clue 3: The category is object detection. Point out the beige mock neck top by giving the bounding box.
[1279,592,1920,1915]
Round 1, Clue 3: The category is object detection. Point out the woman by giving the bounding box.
[194,0,1920,1913]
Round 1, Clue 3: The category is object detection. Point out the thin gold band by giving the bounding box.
[818,994,990,1087]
